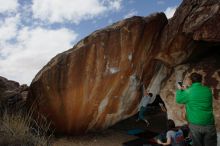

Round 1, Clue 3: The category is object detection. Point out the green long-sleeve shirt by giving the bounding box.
[176,83,215,125]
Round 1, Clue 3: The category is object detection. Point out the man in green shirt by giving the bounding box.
[176,72,217,146]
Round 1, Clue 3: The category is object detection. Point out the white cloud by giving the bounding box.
[0,0,18,13]
[124,9,138,19]
[107,0,122,11]
[0,15,19,43]
[32,0,123,24]
[164,6,177,19]
[0,25,78,84]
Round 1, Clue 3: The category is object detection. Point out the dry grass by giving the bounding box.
[0,110,52,146]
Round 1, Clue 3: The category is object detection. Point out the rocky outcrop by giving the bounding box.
[0,76,28,113]
[28,14,167,134]
[155,0,220,65]
[147,0,220,130]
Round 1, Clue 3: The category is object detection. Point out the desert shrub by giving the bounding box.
[0,110,52,146]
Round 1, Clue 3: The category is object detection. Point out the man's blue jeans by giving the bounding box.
[138,106,147,120]
[189,123,217,146]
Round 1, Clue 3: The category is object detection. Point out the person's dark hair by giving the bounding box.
[168,119,175,130]
[190,72,202,83]
[156,94,161,98]
[148,93,153,97]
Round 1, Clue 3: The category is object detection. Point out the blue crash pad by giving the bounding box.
[127,128,145,135]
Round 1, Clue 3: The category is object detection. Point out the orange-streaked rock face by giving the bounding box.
[28,14,167,134]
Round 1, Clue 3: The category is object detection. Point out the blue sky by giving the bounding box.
[0,0,182,84]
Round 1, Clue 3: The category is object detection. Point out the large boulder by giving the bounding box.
[28,0,220,134]
[28,14,167,134]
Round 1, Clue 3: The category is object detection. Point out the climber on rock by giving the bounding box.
[137,90,153,126]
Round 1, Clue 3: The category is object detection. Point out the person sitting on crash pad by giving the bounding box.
[156,119,185,146]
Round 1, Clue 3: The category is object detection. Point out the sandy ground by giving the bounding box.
[51,111,167,146]
[52,129,136,146]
